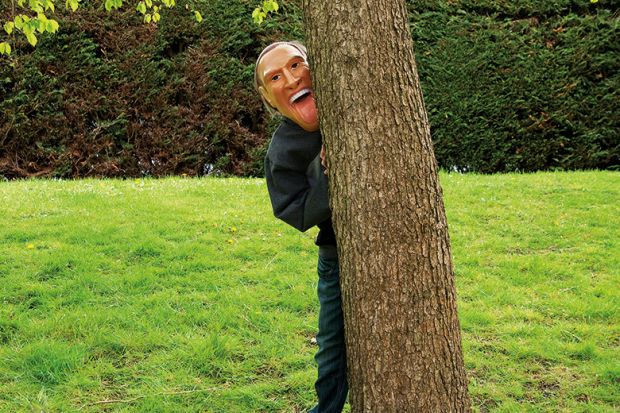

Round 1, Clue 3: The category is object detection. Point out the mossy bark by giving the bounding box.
[303,0,471,410]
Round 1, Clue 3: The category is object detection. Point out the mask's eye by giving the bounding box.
[271,74,281,82]
[291,62,299,69]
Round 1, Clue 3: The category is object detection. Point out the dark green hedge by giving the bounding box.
[0,0,298,178]
[411,5,619,171]
[0,0,617,177]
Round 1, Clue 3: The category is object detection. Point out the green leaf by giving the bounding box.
[47,19,59,33]
[22,22,33,36]
[36,20,47,33]
[262,0,278,13]
[66,0,78,12]
[29,0,44,12]
[136,1,146,14]
[252,7,265,25]
[254,1,277,24]
[41,0,54,11]
[144,13,151,23]
[4,22,14,35]
[14,16,24,29]
[104,0,113,11]
[145,0,152,7]
[17,0,26,6]
[153,12,160,22]
[0,42,8,55]
[25,31,37,46]
[36,14,49,33]
[194,11,202,23]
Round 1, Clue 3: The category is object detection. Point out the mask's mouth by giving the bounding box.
[287,87,318,129]
[289,88,313,105]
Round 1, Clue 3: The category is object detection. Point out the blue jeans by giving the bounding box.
[309,255,348,413]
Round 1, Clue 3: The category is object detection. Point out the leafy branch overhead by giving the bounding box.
[0,0,202,56]
[252,0,278,25]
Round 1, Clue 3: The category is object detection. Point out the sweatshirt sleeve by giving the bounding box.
[265,153,331,232]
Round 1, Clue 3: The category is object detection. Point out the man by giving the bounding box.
[254,41,348,413]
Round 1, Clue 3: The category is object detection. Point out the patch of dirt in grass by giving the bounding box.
[537,379,560,397]
[472,394,500,412]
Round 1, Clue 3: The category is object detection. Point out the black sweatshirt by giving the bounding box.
[264,117,337,257]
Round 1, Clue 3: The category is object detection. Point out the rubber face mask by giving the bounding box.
[258,45,319,132]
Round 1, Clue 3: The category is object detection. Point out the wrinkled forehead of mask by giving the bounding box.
[255,41,308,88]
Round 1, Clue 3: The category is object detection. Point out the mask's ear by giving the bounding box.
[259,86,276,109]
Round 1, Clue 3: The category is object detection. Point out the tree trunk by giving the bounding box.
[302,0,471,411]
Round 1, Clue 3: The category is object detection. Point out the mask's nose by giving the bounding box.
[283,69,301,88]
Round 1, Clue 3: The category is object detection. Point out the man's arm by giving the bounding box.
[265,154,330,232]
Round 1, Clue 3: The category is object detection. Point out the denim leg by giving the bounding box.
[308,256,348,413]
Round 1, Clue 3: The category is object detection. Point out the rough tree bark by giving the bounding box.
[302,0,471,411]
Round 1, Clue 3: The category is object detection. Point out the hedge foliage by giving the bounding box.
[0,0,617,177]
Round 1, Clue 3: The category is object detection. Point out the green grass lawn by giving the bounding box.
[0,172,618,412]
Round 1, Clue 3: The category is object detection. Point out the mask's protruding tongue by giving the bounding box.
[295,94,318,125]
